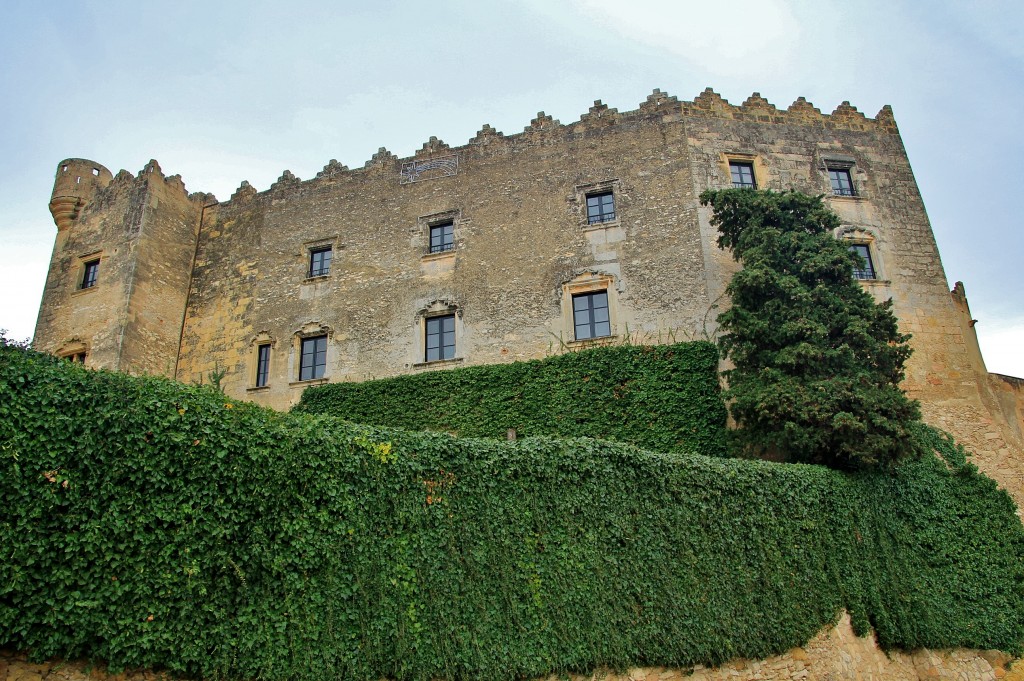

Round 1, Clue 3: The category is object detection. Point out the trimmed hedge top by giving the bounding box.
[1,341,1022,681]
[294,341,728,457]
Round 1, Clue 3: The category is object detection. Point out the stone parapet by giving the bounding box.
[218,88,897,209]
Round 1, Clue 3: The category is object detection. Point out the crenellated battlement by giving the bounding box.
[48,157,209,231]
[51,89,899,218]
[216,88,898,207]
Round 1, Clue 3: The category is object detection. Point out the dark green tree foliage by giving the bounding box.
[700,189,922,469]
[295,342,727,458]
[1,340,1022,681]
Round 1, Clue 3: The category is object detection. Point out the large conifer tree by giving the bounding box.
[700,189,921,469]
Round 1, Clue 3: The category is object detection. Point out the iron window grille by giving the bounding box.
[573,291,611,340]
[586,191,616,224]
[429,222,455,253]
[829,168,856,196]
[425,314,456,361]
[309,247,333,277]
[81,259,99,289]
[299,335,327,380]
[730,161,756,189]
[849,244,876,280]
[255,344,271,387]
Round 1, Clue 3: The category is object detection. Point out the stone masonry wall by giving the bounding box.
[173,89,939,414]
[933,284,1024,510]
[34,159,205,377]
[1,614,1018,681]
[176,93,710,408]
[118,162,207,377]
[991,373,1024,443]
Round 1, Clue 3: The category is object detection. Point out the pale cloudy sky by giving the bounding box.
[1,0,1021,376]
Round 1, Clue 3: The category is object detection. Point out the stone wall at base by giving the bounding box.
[1,614,1017,681]
[927,283,1024,514]
[990,373,1024,446]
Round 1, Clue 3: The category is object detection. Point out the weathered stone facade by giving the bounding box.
[1,614,1018,681]
[33,87,1024,503]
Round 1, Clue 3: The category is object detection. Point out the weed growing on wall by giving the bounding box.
[1,339,1022,681]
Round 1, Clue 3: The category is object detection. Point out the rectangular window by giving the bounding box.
[573,291,611,340]
[829,168,856,196]
[309,246,332,277]
[730,161,756,189]
[849,244,876,280]
[81,259,99,289]
[429,222,454,253]
[586,191,616,224]
[425,314,455,361]
[299,335,327,380]
[255,344,271,387]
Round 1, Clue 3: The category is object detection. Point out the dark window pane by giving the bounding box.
[256,344,271,387]
[309,247,332,277]
[430,222,454,253]
[730,162,756,189]
[300,335,327,380]
[586,191,616,224]
[829,168,855,196]
[573,291,611,340]
[425,314,456,361]
[849,244,876,280]
[82,260,99,289]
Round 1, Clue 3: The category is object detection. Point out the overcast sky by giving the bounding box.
[1,0,1021,376]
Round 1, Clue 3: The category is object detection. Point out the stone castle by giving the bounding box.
[33,87,1024,502]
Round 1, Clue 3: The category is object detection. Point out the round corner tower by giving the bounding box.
[49,158,113,230]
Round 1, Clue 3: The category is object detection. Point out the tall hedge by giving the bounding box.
[1,341,1022,681]
[294,341,728,457]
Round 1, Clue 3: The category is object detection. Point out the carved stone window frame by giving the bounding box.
[820,154,863,199]
[417,210,462,260]
[835,226,886,284]
[574,179,621,230]
[57,337,89,365]
[559,271,619,348]
[301,236,339,281]
[720,152,766,190]
[412,298,465,369]
[247,331,277,391]
[72,251,103,296]
[289,322,333,385]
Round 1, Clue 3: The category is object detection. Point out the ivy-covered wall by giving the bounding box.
[1,342,1022,681]
[295,342,728,457]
